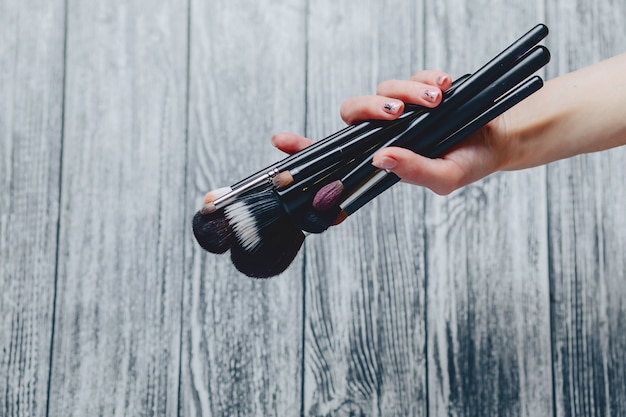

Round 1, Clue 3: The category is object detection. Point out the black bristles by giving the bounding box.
[192,209,234,254]
[290,205,340,234]
[230,210,305,278]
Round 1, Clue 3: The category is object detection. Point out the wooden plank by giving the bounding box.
[423,4,554,416]
[46,1,188,415]
[181,1,307,416]
[545,2,626,415]
[0,1,65,416]
[303,1,430,416]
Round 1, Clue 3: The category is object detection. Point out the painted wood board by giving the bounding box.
[303,1,429,416]
[46,1,188,415]
[181,1,307,416]
[423,3,554,416]
[0,1,66,416]
[545,1,626,415]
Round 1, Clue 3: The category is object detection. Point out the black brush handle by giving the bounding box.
[338,45,550,196]
[341,75,545,216]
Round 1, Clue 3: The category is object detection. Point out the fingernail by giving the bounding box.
[422,89,440,103]
[382,101,401,114]
[436,75,450,86]
[372,155,397,170]
[271,134,278,147]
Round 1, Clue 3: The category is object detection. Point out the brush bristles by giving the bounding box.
[272,171,294,189]
[224,191,285,252]
[312,180,344,211]
[230,215,305,278]
[192,209,234,254]
[224,200,262,251]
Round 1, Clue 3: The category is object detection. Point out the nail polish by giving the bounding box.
[383,101,401,114]
[423,89,440,103]
[436,75,450,86]
[372,156,397,170]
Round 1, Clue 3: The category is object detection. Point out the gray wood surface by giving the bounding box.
[181,1,306,416]
[0,1,65,416]
[1,0,625,416]
[46,0,188,415]
[424,3,554,417]
[547,2,626,416]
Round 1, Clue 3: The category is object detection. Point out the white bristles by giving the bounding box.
[225,201,261,251]
[223,191,283,252]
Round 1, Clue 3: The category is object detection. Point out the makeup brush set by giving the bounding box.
[193,24,551,278]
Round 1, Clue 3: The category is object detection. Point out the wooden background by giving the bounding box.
[1,0,625,415]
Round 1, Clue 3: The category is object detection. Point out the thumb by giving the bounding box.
[372,146,466,195]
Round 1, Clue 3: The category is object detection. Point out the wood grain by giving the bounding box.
[423,3,554,416]
[0,1,66,416]
[181,1,307,416]
[545,2,626,415]
[1,1,626,416]
[46,0,188,415]
[303,1,429,416]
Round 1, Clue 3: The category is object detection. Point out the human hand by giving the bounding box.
[272,70,512,195]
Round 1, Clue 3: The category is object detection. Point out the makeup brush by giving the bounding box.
[192,187,234,254]
[225,189,305,278]
[194,24,550,278]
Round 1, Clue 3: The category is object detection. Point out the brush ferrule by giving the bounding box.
[212,168,279,209]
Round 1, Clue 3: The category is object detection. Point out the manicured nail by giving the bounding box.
[422,89,440,103]
[383,101,401,114]
[436,75,450,86]
[372,155,397,170]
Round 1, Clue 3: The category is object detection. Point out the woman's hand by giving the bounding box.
[273,53,626,195]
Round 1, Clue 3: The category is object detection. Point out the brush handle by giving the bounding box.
[340,75,545,216]
[337,45,550,196]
